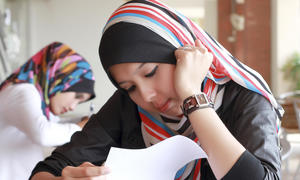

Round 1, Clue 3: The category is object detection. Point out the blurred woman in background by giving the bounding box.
[0,41,95,180]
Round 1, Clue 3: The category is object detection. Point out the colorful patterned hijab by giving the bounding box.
[0,42,95,120]
[99,0,283,179]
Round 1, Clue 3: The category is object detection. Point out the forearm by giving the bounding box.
[188,107,245,179]
[36,121,81,146]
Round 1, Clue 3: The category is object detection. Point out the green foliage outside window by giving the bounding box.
[282,53,300,90]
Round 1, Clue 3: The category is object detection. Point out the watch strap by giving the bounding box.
[181,92,213,116]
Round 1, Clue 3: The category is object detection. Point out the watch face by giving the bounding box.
[198,94,207,104]
[182,93,213,116]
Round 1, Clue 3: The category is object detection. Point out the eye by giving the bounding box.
[126,85,136,93]
[75,93,87,101]
[145,65,158,78]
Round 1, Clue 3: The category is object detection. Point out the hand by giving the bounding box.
[76,116,89,128]
[61,162,110,179]
[174,39,213,101]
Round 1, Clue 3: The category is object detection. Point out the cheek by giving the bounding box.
[156,71,177,97]
[49,95,63,114]
[49,97,55,108]
[129,93,144,106]
[49,100,58,114]
[129,93,154,110]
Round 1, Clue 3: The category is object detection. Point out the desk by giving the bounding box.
[281,102,299,129]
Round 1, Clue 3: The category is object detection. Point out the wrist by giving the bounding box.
[179,89,202,102]
[181,92,213,116]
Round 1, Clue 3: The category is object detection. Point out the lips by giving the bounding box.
[158,99,171,113]
[62,107,68,114]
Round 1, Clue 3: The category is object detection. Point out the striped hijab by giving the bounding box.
[99,0,283,179]
[0,42,95,119]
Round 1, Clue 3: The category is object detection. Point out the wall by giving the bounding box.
[26,0,123,116]
[218,0,272,85]
[216,0,300,96]
[164,0,217,38]
[204,0,218,39]
[0,0,4,10]
[271,0,300,96]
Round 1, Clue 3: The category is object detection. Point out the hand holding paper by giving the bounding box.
[105,135,207,180]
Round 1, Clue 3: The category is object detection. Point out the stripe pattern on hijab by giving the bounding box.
[99,0,283,179]
[101,0,283,119]
[138,106,202,179]
[0,42,95,119]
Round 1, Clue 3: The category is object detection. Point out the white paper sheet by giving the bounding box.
[105,135,207,180]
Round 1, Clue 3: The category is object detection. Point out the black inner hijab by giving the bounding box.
[98,22,178,90]
[99,22,177,72]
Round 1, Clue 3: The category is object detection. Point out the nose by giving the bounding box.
[138,85,156,103]
[69,101,79,111]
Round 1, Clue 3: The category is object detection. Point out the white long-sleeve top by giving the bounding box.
[0,83,82,180]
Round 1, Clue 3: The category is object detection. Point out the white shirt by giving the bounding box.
[0,83,81,180]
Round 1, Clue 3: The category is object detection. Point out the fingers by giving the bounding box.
[195,39,201,47]
[81,116,89,121]
[174,39,212,66]
[173,39,213,101]
[177,39,208,54]
[62,162,110,178]
[177,45,194,51]
[197,40,208,53]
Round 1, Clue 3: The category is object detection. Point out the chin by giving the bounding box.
[52,110,61,116]
[53,112,60,116]
[164,109,183,117]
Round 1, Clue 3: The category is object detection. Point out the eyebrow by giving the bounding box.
[118,63,146,85]
[134,63,146,74]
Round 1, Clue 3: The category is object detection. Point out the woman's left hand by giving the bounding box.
[174,39,213,101]
[77,116,89,128]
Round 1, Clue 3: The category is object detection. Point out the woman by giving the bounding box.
[30,0,282,179]
[0,41,95,180]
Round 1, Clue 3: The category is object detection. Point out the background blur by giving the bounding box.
[1,0,299,115]
[1,0,300,179]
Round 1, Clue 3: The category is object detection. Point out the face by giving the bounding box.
[50,92,91,115]
[110,62,183,117]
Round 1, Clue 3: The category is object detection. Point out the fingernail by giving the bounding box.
[101,167,111,174]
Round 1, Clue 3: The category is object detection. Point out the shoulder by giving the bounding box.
[90,90,142,144]
[4,83,41,105]
[222,80,273,112]
[218,80,277,133]
[94,90,139,126]
[100,90,136,113]
[219,80,278,139]
[7,83,39,94]
[0,84,43,121]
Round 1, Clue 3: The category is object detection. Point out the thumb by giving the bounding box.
[80,162,95,167]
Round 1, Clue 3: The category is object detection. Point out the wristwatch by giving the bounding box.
[181,92,214,116]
